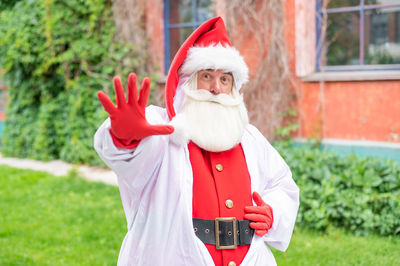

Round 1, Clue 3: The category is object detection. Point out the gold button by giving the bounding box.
[228,261,236,266]
[225,199,234,209]
[215,164,223,172]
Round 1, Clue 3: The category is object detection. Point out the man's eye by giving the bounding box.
[203,74,210,79]
[221,76,230,83]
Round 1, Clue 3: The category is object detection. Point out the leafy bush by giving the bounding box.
[0,0,148,165]
[276,141,400,236]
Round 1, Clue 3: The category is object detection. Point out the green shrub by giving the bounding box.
[0,0,148,165]
[276,141,400,236]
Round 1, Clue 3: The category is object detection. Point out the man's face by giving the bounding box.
[196,69,233,95]
[180,71,248,152]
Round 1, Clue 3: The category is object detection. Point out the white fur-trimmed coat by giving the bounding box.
[94,105,299,266]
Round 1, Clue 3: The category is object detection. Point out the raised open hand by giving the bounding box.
[97,73,174,148]
[244,192,274,237]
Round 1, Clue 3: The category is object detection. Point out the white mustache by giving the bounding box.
[182,85,243,107]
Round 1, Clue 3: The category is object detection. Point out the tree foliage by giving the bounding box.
[0,0,148,165]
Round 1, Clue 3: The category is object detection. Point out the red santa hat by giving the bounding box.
[165,16,249,120]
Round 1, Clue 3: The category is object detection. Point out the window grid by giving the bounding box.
[164,0,203,74]
[316,0,400,72]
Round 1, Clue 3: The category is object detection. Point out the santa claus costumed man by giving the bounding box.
[94,17,299,266]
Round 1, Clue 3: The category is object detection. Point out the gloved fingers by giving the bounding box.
[138,77,151,109]
[244,206,267,215]
[255,230,268,237]
[127,73,138,106]
[249,222,269,230]
[244,213,268,223]
[113,76,127,108]
[97,91,116,115]
[252,191,265,207]
[147,125,175,135]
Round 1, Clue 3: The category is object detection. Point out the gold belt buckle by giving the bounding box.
[215,217,237,250]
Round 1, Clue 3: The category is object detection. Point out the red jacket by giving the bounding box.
[189,141,253,266]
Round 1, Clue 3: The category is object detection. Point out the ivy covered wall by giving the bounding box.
[0,0,148,165]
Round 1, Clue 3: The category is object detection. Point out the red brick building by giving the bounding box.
[139,0,400,160]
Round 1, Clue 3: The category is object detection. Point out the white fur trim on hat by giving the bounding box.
[179,43,249,90]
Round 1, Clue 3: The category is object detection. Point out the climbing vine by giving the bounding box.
[225,0,297,141]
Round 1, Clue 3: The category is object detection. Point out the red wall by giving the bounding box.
[298,81,400,143]
[144,0,165,74]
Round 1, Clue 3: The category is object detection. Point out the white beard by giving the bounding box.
[174,74,249,152]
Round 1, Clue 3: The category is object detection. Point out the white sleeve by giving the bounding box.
[93,106,169,194]
[261,142,300,252]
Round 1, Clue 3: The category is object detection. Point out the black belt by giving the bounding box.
[193,217,254,250]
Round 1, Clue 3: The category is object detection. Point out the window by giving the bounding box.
[316,0,400,71]
[164,0,215,74]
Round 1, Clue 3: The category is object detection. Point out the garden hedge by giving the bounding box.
[277,142,400,236]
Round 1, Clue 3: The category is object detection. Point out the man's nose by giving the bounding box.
[210,79,222,94]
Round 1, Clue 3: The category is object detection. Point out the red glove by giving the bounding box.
[97,73,174,148]
[244,192,274,237]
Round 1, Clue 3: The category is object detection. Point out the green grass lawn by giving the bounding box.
[272,228,400,266]
[1,165,399,265]
[0,166,125,265]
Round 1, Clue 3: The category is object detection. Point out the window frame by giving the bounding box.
[316,0,400,72]
[163,0,213,74]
